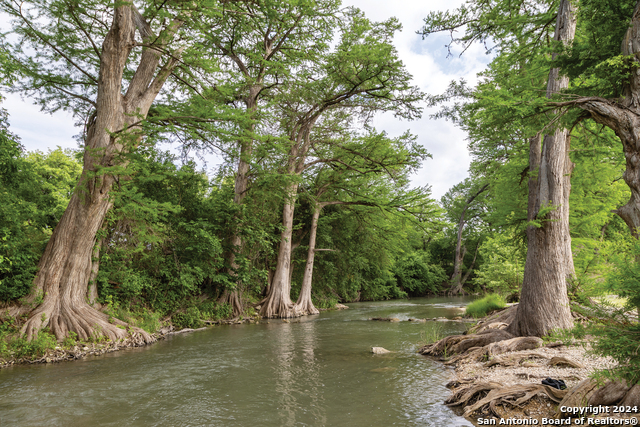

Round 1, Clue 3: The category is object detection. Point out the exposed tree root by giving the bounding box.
[258,294,302,319]
[447,383,568,418]
[445,382,503,408]
[294,299,319,316]
[484,351,550,368]
[548,356,584,369]
[219,289,243,318]
[419,329,514,357]
[20,299,153,344]
[468,305,518,334]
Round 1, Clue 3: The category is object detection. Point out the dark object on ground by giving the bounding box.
[542,378,567,390]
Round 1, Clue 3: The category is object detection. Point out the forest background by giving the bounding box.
[0,0,639,382]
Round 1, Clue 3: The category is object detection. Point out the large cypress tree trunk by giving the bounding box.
[294,202,321,316]
[259,181,299,318]
[14,6,182,342]
[509,0,576,337]
[219,88,262,317]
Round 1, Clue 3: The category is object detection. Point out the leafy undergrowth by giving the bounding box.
[465,294,506,318]
[1,316,64,360]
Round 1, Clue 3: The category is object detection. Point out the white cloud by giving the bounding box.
[343,0,490,199]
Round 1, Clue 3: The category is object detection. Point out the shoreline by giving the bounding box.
[425,311,640,426]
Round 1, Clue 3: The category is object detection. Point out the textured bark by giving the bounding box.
[294,203,321,315]
[87,238,102,306]
[220,89,261,317]
[259,181,299,318]
[14,6,182,342]
[509,0,576,337]
[259,117,317,318]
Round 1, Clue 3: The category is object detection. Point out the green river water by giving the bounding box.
[0,297,477,426]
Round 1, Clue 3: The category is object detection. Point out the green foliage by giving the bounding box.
[172,307,203,330]
[393,252,446,296]
[473,233,525,295]
[419,322,445,346]
[0,122,81,301]
[465,294,506,318]
[583,240,640,385]
[197,300,232,321]
[0,317,57,359]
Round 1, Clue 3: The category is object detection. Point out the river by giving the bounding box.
[0,297,476,426]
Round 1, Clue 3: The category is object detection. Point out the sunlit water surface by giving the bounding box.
[0,297,477,426]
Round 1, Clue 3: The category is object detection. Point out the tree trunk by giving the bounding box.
[449,183,488,295]
[259,181,299,318]
[219,89,261,317]
[295,203,321,315]
[87,238,102,307]
[14,5,182,342]
[509,0,576,337]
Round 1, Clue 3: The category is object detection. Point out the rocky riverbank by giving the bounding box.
[421,307,640,426]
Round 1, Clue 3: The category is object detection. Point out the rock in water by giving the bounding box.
[371,347,391,354]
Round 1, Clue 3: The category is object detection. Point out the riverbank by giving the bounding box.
[425,308,640,426]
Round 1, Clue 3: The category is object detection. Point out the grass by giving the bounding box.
[419,322,445,346]
[465,293,506,318]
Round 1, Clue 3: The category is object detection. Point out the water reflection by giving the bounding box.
[0,297,475,427]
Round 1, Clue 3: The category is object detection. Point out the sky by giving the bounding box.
[0,0,491,200]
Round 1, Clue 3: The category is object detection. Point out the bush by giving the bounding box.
[393,252,447,296]
[472,234,524,295]
[172,307,203,329]
[465,294,506,318]
[588,240,640,385]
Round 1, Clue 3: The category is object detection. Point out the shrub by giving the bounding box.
[588,240,640,385]
[472,234,524,295]
[465,294,506,318]
[172,307,203,329]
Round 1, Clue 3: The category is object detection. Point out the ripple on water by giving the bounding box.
[0,297,474,426]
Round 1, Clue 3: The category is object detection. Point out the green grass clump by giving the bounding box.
[465,294,506,318]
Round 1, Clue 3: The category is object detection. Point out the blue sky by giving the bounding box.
[0,0,491,200]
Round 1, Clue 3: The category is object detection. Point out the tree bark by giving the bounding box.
[259,180,299,318]
[219,88,262,317]
[13,5,182,342]
[294,202,321,315]
[87,238,102,307]
[509,0,576,337]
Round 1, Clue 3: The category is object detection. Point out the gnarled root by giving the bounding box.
[453,384,568,418]
[293,299,319,316]
[20,299,153,344]
[419,329,514,357]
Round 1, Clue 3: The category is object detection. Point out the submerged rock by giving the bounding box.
[371,347,391,354]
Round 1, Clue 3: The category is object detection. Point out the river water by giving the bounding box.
[0,297,476,426]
